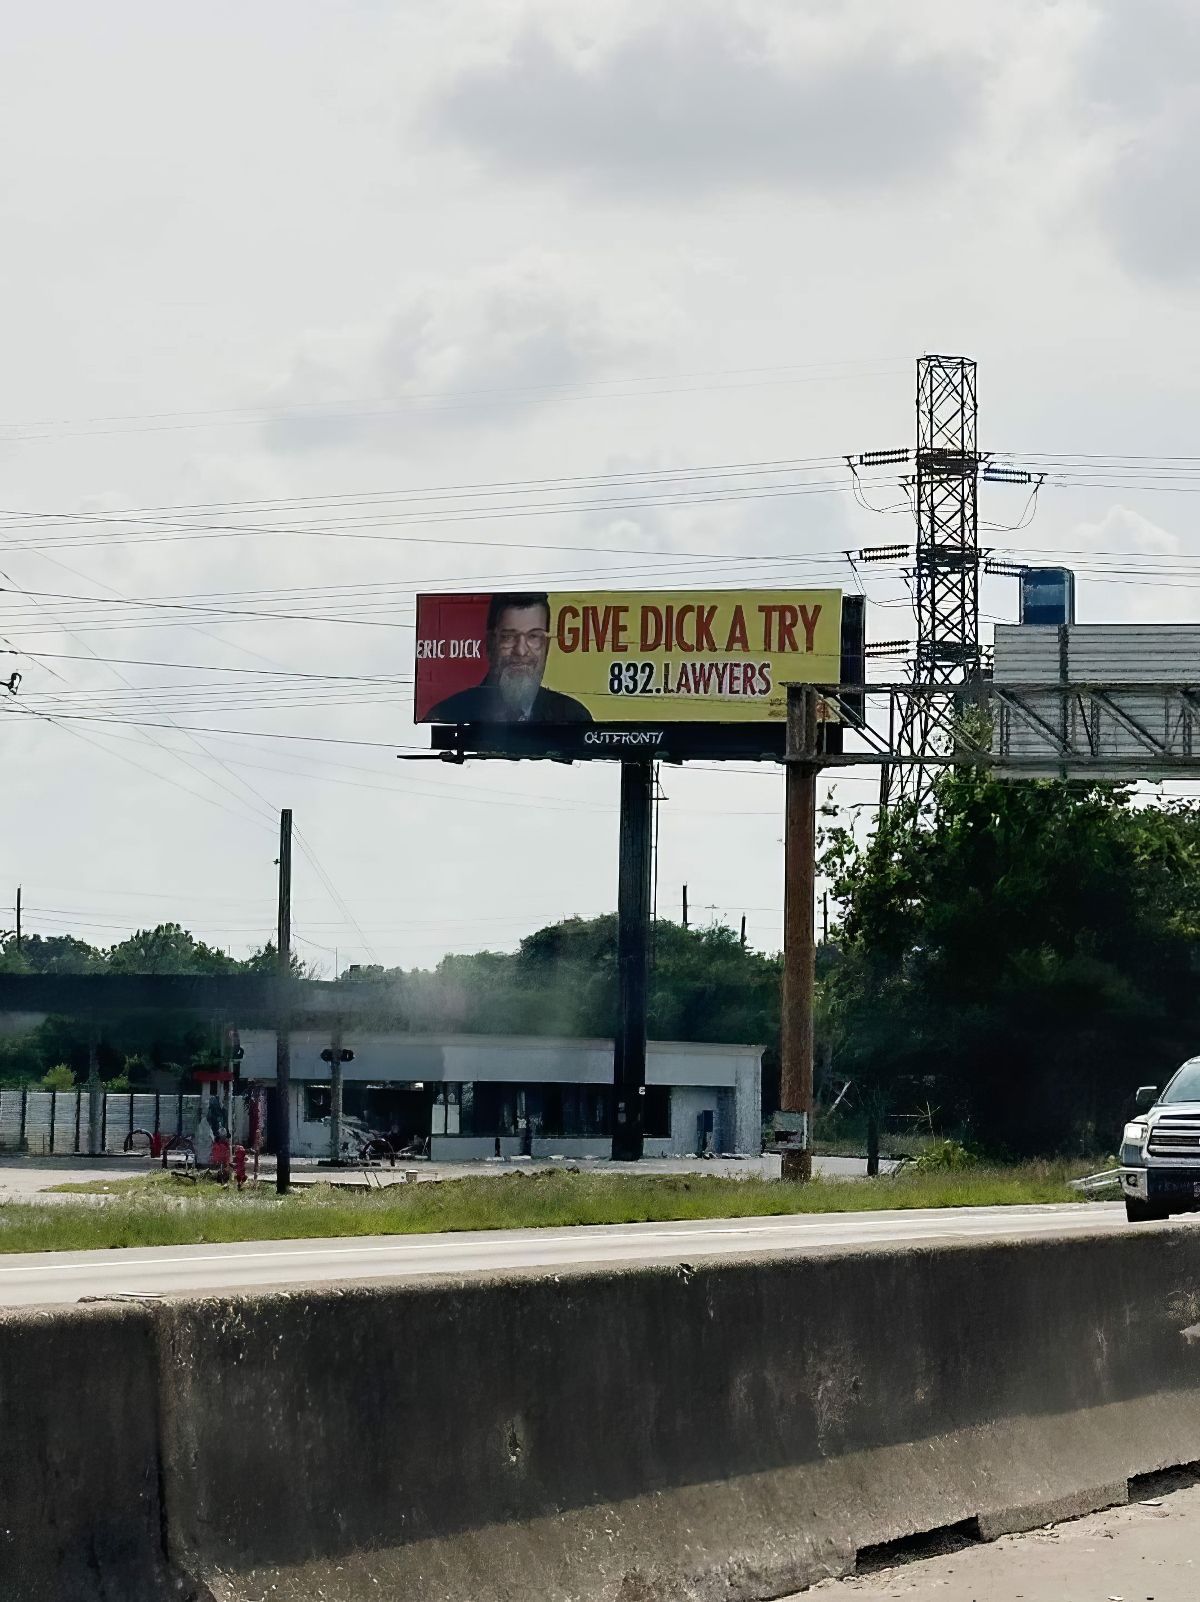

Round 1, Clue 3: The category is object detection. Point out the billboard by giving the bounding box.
[415,590,843,728]
[992,623,1200,780]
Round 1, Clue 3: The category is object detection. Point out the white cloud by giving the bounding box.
[0,0,1198,968]
[1080,0,1200,281]
[1070,504,1195,624]
[427,7,981,196]
[1076,503,1181,560]
[1082,0,1200,116]
[258,253,680,453]
[1095,106,1200,282]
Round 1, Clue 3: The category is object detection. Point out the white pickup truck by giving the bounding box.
[1120,1056,1200,1221]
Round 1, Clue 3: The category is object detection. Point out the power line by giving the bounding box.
[292,824,378,967]
[0,553,852,636]
[2,443,1197,535]
[0,358,908,441]
[0,558,276,832]
[0,476,900,554]
[0,452,854,522]
[3,711,616,812]
[2,648,407,681]
[1,702,278,828]
[0,503,346,826]
[0,701,417,748]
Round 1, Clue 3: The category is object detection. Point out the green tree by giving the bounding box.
[40,1063,75,1091]
[0,933,101,974]
[0,912,795,1111]
[0,1034,45,1085]
[0,925,317,1086]
[243,941,310,978]
[339,912,785,1061]
[822,770,1200,1154]
[105,924,241,975]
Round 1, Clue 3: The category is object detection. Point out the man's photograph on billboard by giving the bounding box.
[415,589,843,726]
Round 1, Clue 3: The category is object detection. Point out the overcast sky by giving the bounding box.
[0,0,1197,971]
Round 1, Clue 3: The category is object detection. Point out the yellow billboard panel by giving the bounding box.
[415,590,842,725]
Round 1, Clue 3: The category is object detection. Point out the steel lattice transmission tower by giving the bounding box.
[886,354,981,810]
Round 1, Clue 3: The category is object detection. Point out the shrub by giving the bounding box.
[911,1138,977,1173]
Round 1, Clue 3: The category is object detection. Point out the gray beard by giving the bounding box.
[496,670,540,718]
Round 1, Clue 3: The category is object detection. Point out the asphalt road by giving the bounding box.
[0,1201,1138,1308]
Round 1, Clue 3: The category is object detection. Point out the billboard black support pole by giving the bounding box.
[613,758,653,1162]
[780,686,821,1182]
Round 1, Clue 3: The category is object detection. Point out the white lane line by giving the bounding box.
[2,1207,1121,1272]
[0,1224,906,1276]
[0,1211,1123,1279]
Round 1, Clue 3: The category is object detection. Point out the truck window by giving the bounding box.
[1160,1061,1200,1103]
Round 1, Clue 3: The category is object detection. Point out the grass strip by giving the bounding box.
[0,1164,1093,1255]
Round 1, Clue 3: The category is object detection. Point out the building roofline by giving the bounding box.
[240,1028,764,1056]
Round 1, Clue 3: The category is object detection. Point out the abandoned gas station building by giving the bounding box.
[239,1031,763,1160]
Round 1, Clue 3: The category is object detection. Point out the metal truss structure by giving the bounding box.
[814,682,1200,779]
[887,355,982,807]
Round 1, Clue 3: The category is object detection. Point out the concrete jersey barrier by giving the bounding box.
[7,1227,1200,1599]
[0,1303,185,1602]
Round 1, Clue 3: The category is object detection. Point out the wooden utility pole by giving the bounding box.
[276,808,293,1195]
[780,686,821,1182]
[682,883,688,930]
[740,913,747,948]
[15,886,21,953]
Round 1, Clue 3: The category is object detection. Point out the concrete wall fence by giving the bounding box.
[0,1088,206,1155]
[8,1228,1200,1601]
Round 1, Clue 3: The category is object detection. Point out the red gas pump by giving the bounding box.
[195,1069,235,1180]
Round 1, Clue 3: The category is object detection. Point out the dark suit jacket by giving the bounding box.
[425,682,593,725]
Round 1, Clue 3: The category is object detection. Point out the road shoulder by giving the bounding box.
[805,1473,1200,1601]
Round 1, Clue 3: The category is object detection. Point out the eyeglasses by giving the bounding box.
[494,629,550,649]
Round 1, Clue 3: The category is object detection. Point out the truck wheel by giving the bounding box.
[1126,1197,1168,1223]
